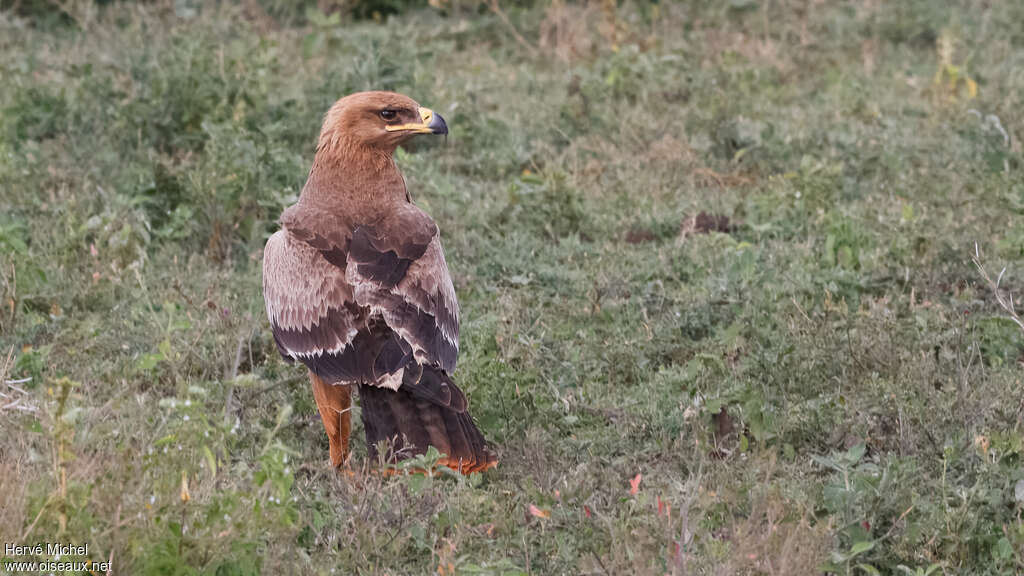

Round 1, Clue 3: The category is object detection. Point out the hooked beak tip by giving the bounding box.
[425,109,447,135]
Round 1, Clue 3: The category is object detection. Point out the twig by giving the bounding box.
[4,262,16,331]
[244,373,306,400]
[47,0,91,30]
[0,345,14,387]
[589,549,609,575]
[484,0,539,57]
[97,509,133,539]
[877,504,915,544]
[21,494,57,541]
[2,399,38,412]
[790,296,812,323]
[222,329,248,422]
[674,449,704,576]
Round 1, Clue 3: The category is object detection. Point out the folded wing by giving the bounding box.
[263,230,362,362]
[264,203,461,399]
[345,203,461,374]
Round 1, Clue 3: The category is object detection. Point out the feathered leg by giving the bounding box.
[310,371,351,468]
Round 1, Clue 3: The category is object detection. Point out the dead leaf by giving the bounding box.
[974,435,990,456]
[180,472,190,503]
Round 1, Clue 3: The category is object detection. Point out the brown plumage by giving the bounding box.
[263,91,496,474]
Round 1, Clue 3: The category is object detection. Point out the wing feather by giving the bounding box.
[263,230,365,375]
[345,206,460,373]
[263,202,460,392]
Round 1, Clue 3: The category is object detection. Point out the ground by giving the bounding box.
[2,1,1024,574]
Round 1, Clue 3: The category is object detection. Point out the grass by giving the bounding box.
[1,0,1024,574]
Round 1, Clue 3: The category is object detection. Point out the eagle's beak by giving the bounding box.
[385,107,448,135]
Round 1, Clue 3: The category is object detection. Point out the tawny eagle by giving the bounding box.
[262,91,496,473]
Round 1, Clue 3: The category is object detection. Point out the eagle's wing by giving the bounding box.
[346,202,460,374]
[262,229,368,380]
[265,203,460,393]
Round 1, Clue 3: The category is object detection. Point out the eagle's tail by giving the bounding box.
[358,366,497,474]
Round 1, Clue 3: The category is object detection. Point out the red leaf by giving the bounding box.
[528,504,550,519]
[629,473,642,495]
[584,505,592,518]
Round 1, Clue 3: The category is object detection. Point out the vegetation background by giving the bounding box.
[1,0,1023,574]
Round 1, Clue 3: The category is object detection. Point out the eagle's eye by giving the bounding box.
[379,109,397,121]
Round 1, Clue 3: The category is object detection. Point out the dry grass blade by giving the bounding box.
[972,243,1024,334]
[1,346,36,412]
[0,345,13,385]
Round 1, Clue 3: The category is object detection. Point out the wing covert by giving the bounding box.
[345,205,460,373]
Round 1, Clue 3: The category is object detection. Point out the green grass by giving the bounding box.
[2,1,1024,574]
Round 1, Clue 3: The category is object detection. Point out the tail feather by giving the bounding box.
[453,410,485,470]
[359,386,397,455]
[358,367,495,473]
[401,363,467,412]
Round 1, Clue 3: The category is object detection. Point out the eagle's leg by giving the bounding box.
[310,372,351,468]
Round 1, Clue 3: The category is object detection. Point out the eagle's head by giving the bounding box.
[317,91,447,156]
